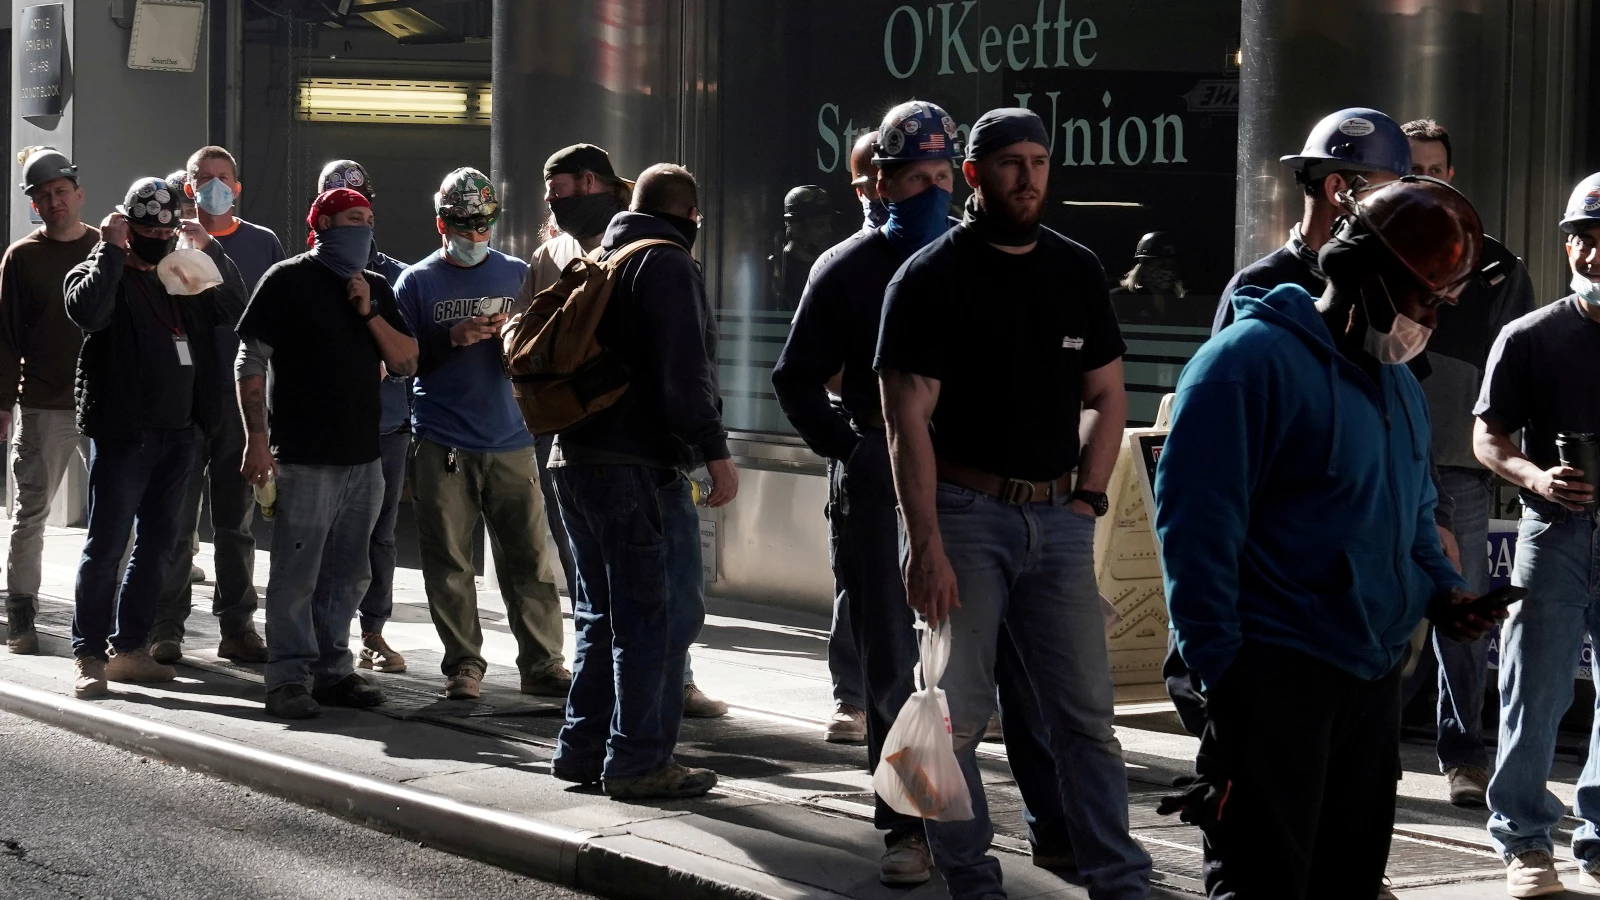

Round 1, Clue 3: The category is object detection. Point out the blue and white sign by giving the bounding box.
[1485,518,1593,679]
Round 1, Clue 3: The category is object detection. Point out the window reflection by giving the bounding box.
[709,0,1239,432]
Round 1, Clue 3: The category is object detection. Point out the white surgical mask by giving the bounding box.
[1573,272,1600,306]
[1361,277,1434,365]
[445,233,489,266]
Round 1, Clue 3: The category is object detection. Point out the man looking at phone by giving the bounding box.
[1474,172,1600,896]
[394,167,566,701]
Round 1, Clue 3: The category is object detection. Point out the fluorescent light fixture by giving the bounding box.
[1061,200,1145,207]
[297,78,490,124]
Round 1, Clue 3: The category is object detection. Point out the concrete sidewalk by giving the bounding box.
[0,521,1573,898]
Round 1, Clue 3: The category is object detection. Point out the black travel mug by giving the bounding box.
[1555,432,1600,511]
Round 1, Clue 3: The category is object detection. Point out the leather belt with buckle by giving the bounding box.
[936,458,1072,505]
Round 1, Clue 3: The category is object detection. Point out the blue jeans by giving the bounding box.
[552,464,704,780]
[356,430,410,634]
[1434,466,1493,771]
[263,460,383,691]
[1488,507,1600,864]
[72,429,200,660]
[927,484,1151,900]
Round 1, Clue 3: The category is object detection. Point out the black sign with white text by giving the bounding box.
[18,4,64,117]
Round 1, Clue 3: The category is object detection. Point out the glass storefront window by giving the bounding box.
[708,0,1240,431]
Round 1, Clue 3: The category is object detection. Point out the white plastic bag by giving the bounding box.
[157,233,223,296]
[871,619,974,821]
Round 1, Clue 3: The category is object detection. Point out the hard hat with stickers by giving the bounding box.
[435,167,500,233]
[872,100,960,165]
[116,176,183,227]
[1280,107,1411,180]
[1561,173,1600,234]
[319,159,373,199]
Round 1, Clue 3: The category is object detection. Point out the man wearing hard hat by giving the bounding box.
[0,148,97,657]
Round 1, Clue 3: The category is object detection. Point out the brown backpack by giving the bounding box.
[502,238,683,435]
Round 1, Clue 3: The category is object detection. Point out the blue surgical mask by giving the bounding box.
[883,185,952,258]
[312,224,373,280]
[445,233,490,266]
[1574,272,1600,306]
[195,178,235,216]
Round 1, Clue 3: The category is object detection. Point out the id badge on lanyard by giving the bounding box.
[173,335,192,366]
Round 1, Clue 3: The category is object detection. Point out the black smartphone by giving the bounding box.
[1468,584,1527,618]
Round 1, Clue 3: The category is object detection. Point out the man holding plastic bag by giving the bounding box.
[875,108,1151,899]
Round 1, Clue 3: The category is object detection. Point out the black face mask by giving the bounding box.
[658,212,699,250]
[130,232,175,265]
[960,192,1041,247]
[549,192,625,240]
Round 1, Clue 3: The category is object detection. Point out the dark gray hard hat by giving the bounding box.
[19,148,77,194]
[784,185,832,219]
[1134,231,1178,260]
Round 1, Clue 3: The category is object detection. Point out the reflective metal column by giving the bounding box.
[1237,0,1588,300]
[489,0,688,261]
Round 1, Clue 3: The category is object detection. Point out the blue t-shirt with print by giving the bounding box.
[393,248,532,454]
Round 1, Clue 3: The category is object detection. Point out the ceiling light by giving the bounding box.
[297,78,490,124]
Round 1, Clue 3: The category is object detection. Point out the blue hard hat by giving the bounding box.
[873,100,960,164]
[1561,173,1600,233]
[1280,108,1411,178]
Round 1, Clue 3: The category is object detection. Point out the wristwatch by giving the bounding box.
[1070,489,1109,517]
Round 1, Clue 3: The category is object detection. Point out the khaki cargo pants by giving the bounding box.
[410,438,564,678]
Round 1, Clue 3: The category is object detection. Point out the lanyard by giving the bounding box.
[129,273,185,338]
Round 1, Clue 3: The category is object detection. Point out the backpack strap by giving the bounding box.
[601,238,687,268]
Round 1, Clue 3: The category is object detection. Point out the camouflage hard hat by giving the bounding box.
[435,167,500,232]
[783,185,833,220]
[319,159,373,199]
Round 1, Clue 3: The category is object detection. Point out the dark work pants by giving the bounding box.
[1198,641,1402,900]
[534,432,577,600]
[834,430,1067,848]
[73,429,199,659]
[151,414,257,641]
[357,430,409,633]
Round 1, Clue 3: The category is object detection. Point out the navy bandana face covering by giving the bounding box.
[883,185,952,257]
[312,224,373,279]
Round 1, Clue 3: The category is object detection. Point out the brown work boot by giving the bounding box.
[357,632,406,673]
[603,760,717,800]
[446,664,483,700]
[6,606,38,655]
[148,636,182,664]
[218,629,268,664]
[105,648,177,683]
[73,657,108,699]
[824,703,866,743]
[520,664,572,697]
[683,683,728,718]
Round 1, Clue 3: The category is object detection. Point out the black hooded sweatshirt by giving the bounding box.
[550,211,729,471]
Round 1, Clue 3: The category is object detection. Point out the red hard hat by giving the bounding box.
[1338,175,1484,293]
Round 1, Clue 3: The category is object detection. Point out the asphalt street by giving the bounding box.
[0,709,592,900]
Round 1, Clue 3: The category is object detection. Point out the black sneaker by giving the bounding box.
[312,673,384,708]
[265,684,321,719]
[6,606,38,655]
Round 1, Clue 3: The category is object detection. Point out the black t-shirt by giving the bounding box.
[1475,296,1600,477]
[874,224,1125,481]
[124,270,194,430]
[236,254,410,466]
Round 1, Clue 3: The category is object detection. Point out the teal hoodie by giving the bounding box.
[1153,284,1466,687]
